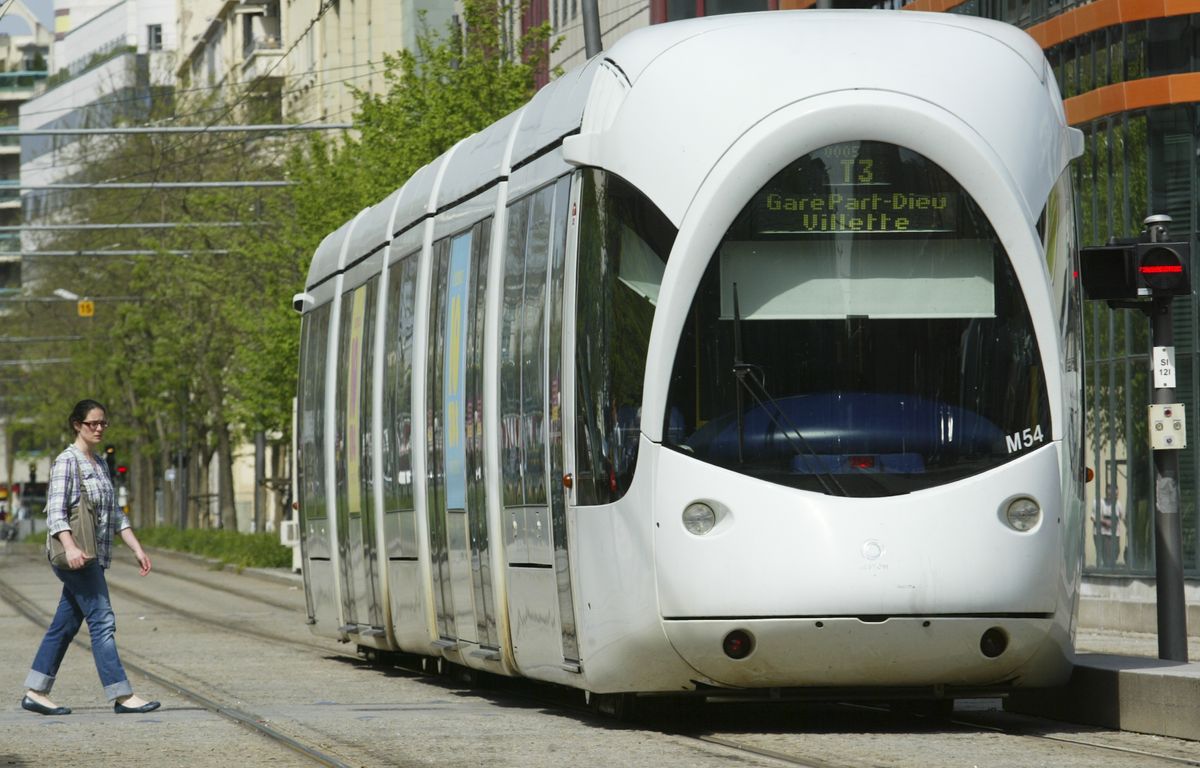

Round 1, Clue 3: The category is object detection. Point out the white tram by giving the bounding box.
[294,10,1086,700]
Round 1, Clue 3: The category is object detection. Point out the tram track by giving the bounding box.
[4,547,1195,768]
[110,551,1200,768]
[656,708,1200,768]
[0,574,357,768]
[145,556,305,612]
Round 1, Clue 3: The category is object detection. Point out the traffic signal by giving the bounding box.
[1080,217,1190,301]
[116,465,128,482]
[104,446,116,480]
[1135,241,1190,295]
[1079,244,1133,300]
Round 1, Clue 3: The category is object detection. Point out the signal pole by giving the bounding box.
[1144,216,1189,662]
[1080,213,1191,662]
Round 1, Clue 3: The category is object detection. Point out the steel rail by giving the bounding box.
[0,574,354,768]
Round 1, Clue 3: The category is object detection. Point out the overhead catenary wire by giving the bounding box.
[19,103,360,180]
[9,123,351,136]
[18,182,293,190]
[26,0,344,226]
[1,222,263,231]
[14,60,388,121]
[18,250,231,257]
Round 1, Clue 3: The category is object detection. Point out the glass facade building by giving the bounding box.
[944,0,1200,578]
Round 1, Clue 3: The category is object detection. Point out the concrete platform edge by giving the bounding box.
[1005,654,1200,741]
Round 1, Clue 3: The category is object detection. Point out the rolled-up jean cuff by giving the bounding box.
[104,679,133,702]
[23,670,55,694]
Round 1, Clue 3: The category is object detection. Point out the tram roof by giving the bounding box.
[305,10,1071,292]
[570,9,1069,227]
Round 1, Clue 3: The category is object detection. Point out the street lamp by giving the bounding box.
[53,288,93,318]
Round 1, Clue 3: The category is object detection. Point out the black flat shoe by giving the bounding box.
[21,695,71,716]
[113,699,160,714]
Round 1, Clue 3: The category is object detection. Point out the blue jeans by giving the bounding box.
[24,561,133,702]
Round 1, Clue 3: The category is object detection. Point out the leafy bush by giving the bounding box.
[135,528,291,569]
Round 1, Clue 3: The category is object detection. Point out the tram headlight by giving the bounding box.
[1003,497,1042,532]
[682,502,717,536]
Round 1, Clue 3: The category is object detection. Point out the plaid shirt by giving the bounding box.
[45,445,129,569]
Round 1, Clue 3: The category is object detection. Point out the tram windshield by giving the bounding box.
[664,141,1050,496]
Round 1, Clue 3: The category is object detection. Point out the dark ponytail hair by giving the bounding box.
[69,399,107,434]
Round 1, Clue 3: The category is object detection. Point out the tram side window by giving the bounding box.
[336,282,376,520]
[465,219,493,633]
[298,303,331,520]
[574,169,677,505]
[501,196,530,507]
[501,187,554,508]
[359,277,380,516]
[1042,170,1081,373]
[382,254,419,551]
[427,239,450,517]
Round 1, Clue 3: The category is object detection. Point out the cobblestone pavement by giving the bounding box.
[0,543,1194,768]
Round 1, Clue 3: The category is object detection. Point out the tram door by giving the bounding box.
[297,304,333,629]
[428,222,498,648]
[502,178,579,668]
[336,282,383,632]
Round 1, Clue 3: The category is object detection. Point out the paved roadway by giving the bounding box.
[0,542,1195,767]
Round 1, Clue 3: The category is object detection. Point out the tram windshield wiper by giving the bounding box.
[731,284,846,497]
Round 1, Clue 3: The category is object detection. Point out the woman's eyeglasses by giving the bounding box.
[81,420,110,430]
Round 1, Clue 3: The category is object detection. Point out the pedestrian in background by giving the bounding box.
[19,399,160,716]
[1096,483,1123,568]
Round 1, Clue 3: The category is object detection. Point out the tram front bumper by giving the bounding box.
[661,615,1072,689]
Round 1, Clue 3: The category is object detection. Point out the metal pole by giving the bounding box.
[582,0,603,58]
[1144,217,1189,662]
[178,390,188,530]
[255,430,266,534]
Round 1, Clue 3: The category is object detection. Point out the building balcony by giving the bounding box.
[241,14,283,82]
[243,15,282,59]
[0,127,19,155]
[0,71,48,102]
[0,180,20,207]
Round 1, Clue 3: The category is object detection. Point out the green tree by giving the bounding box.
[5,0,556,530]
[7,89,290,530]
[287,0,558,249]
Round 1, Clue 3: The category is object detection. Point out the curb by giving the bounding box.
[142,546,303,587]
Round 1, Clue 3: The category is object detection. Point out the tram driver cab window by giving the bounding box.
[664,141,1051,497]
[575,170,677,505]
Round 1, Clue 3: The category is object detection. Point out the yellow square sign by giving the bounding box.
[77,300,94,318]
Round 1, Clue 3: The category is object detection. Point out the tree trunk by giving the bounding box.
[216,422,238,531]
[189,445,203,529]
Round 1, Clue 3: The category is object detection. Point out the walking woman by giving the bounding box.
[20,399,160,716]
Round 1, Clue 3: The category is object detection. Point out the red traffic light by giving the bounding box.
[1136,242,1190,296]
[116,465,128,475]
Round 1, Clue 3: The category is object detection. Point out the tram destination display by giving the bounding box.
[752,147,959,235]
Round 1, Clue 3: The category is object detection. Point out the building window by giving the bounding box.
[147,24,163,51]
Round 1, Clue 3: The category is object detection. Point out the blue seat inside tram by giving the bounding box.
[683,392,1005,474]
